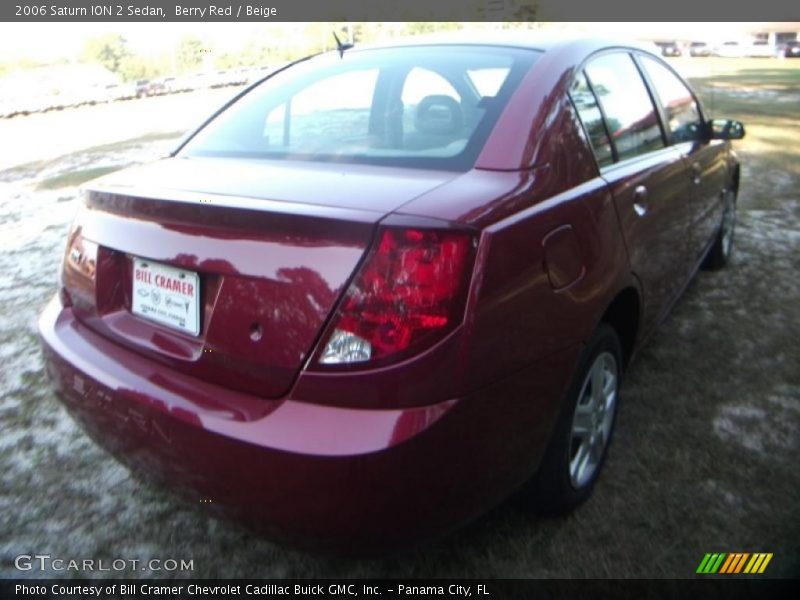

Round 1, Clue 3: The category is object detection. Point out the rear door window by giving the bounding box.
[584,53,665,162]
[638,56,703,143]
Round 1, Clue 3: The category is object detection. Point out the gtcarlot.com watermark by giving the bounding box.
[14,554,194,573]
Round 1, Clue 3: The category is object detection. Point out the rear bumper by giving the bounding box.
[39,294,577,552]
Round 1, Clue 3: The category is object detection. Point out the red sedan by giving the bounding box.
[39,36,744,552]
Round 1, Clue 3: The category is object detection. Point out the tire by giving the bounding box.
[703,188,737,270]
[520,324,623,514]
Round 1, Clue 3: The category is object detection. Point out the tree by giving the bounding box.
[118,55,157,82]
[82,34,131,75]
[401,23,464,37]
[176,35,206,73]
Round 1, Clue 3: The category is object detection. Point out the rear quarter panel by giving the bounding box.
[399,91,634,395]
[463,175,630,392]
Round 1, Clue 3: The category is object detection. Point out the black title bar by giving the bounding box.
[3,0,800,22]
[2,578,797,600]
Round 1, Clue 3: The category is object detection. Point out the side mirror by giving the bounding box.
[708,119,745,140]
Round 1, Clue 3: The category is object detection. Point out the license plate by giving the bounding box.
[131,258,200,336]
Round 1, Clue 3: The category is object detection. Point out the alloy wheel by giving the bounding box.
[569,351,619,489]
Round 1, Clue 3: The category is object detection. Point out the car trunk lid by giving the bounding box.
[61,157,457,399]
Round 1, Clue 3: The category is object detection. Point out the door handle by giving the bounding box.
[691,162,702,185]
[632,185,648,217]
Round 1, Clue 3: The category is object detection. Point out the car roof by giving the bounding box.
[334,34,659,58]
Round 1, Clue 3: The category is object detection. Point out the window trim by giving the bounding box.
[632,51,708,148]
[630,53,669,148]
[568,69,616,169]
[582,67,618,164]
[597,143,685,176]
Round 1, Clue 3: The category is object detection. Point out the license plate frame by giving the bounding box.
[131,257,200,336]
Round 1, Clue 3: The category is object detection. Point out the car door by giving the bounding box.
[577,51,695,333]
[637,54,730,267]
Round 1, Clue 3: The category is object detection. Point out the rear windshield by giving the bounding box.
[179,45,541,171]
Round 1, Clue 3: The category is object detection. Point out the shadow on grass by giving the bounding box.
[36,165,123,190]
[0,130,184,181]
[688,67,800,90]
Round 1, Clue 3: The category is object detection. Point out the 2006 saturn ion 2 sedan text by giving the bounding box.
[40,36,744,552]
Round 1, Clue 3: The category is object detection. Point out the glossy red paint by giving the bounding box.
[39,37,741,551]
[41,297,578,551]
[72,186,375,398]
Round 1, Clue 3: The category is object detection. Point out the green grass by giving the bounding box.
[35,165,122,190]
[1,130,184,182]
[71,130,186,156]
[685,59,800,119]
[684,59,800,181]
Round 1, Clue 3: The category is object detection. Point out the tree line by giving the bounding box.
[77,22,541,82]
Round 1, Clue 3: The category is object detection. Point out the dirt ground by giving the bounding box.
[0,58,798,579]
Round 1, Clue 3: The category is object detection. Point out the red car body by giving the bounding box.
[39,37,742,552]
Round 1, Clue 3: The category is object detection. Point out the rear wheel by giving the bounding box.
[704,189,737,270]
[521,324,622,514]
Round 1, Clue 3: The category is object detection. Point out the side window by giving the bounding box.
[569,71,614,168]
[639,56,703,143]
[584,53,665,162]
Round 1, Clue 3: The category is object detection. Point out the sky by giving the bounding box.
[0,23,277,61]
[0,22,787,64]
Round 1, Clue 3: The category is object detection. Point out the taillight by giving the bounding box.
[317,228,474,367]
[60,227,97,310]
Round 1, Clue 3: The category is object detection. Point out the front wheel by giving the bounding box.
[520,324,623,514]
[703,189,737,270]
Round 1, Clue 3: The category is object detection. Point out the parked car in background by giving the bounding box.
[134,79,147,97]
[135,79,158,98]
[714,41,747,58]
[746,41,778,58]
[780,41,800,58]
[40,36,744,552]
[689,41,711,57]
[101,83,137,103]
[656,41,682,57]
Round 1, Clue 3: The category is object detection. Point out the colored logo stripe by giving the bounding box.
[744,553,773,574]
[720,553,749,573]
[697,553,773,574]
[697,553,726,573]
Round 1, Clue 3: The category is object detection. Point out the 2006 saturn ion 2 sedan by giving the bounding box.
[39,36,744,552]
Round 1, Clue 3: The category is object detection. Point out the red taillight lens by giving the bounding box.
[61,228,97,311]
[318,228,473,366]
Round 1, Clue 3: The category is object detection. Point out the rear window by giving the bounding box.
[180,45,540,171]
